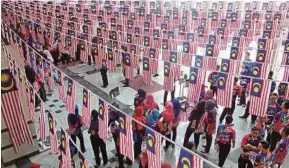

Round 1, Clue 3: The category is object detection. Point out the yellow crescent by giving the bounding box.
[181,157,191,167]
[222,63,229,71]
[1,79,14,91]
[119,117,125,129]
[147,134,155,147]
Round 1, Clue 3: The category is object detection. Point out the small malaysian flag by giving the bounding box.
[58,70,65,102]
[146,128,161,168]
[28,87,35,121]
[118,112,134,162]
[256,49,273,64]
[79,152,89,168]
[220,58,235,74]
[60,128,71,168]
[170,51,181,80]
[48,112,58,154]
[1,69,34,152]
[187,67,206,103]
[65,78,76,113]
[82,88,91,128]
[122,52,133,79]
[98,99,108,142]
[177,148,203,168]
[216,72,234,108]
[249,78,270,117]
[143,57,152,85]
[163,62,174,91]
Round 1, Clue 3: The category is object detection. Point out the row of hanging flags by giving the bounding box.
[2,20,207,168]
[2,0,289,111]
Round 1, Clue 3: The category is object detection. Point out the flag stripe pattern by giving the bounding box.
[82,88,91,128]
[119,114,134,162]
[65,79,76,113]
[216,73,234,108]
[146,129,161,168]
[98,100,108,142]
[187,68,206,103]
[39,100,46,140]
[1,69,33,152]
[48,112,58,154]
[58,71,65,102]
[249,79,270,117]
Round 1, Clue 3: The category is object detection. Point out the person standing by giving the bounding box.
[215,115,236,167]
[132,106,146,159]
[269,100,289,152]
[134,89,147,108]
[219,77,242,123]
[183,100,208,149]
[207,65,220,97]
[50,39,59,66]
[100,61,108,88]
[239,100,258,124]
[238,127,262,168]
[88,109,108,166]
[271,126,289,168]
[163,80,176,105]
[74,104,86,153]
[202,100,217,153]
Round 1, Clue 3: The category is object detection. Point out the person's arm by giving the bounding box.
[231,129,236,148]
[241,135,249,150]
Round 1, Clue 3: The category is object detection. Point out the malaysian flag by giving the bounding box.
[145,128,161,168]
[82,88,90,128]
[283,52,289,82]
[65,78,75,113]
[80,40,88,63]
[79,152,89,168]
[48,63,55,91]
[187,67,206,103]
[177,148,203,168]
[98,99,108,142]
[60,128,71,168]
[256,49,273,63]
[38,100,46,141]
[180,105,194,122]
[216,72,234,108]
[170,51,181,80]
[249,78,270,117]
[107,47,116,72]
[48,112,58,154]
[143,57,152,85]
[205,45,217,70]
[148,48,159,74]
[163,62,174,91]
[57,70,65,101]
[118,112,134,161]
[1,69,34,152]
[221,58,235,74]
[122,52,133,79]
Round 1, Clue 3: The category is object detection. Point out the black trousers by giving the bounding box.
[90,134,108,166]
[60,53,70,64]
[204,134,213,152]
[163,89,175,105]
[71,131,85,153]
[165,127,177,148]
[100,69,108,86]
[218,143,231,167]
[238,156,253,168]
[88,54,95,65]
[266,131,272,145]
[183,124,195,147]
[219,97,236,123]
[134,141,142,159]
[39,83,47,102]
[51,51,59,66]
[210,85,217,97]
[194,133,202,150]
[270,130,282,152]
[239,89,246,105]
[123,69,130,86]
[241,101,258,123]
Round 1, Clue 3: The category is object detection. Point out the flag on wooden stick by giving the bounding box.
[1,68,34,152]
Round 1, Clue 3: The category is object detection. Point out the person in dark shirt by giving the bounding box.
[207,65,220,97]
[100,60,108,88]
[24,61,35,85]
[88,109,108,166]
[268,71,276,93]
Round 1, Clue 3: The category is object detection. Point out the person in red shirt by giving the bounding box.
[219,77,242,123]
[215,115,236,167]
[269,100,289,152]
[132,106,146,159]
[238,127,262,168]
[272,126,289,168]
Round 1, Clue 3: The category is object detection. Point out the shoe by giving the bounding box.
[164,146,168,151]
[202,136,206,139]
[237,103,242,105]
[122,85,129,87]
[202,145,206,148]
[239,116,247,119]
[101,85,107,88]
[153,74,159,77]
[103,160,108,165]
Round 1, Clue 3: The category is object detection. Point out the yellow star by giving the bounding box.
[1,73,10,83]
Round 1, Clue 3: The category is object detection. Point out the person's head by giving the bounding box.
[196,100,206,112]
[205,100,215,112]
[258,117,266,123]
[251,126,260,139]
[268,71,274,79]
[137,88,146,98]
[74,104,80,115]
[234,77,239,84]
[281,126,289,138]
[161,163,172,168]
[165,102,174,114]
[171,99,181,118]
[91,109,98,121]
[67,113,78,125]
[270,93,279,104]
[281,100,289,111]
[185,141,196,151]
[258,140,269,152]
[109,102,119,113]
[205,90,214,100]
[225,115,233,125]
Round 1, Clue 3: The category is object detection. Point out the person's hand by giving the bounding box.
[90,130,95,135]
